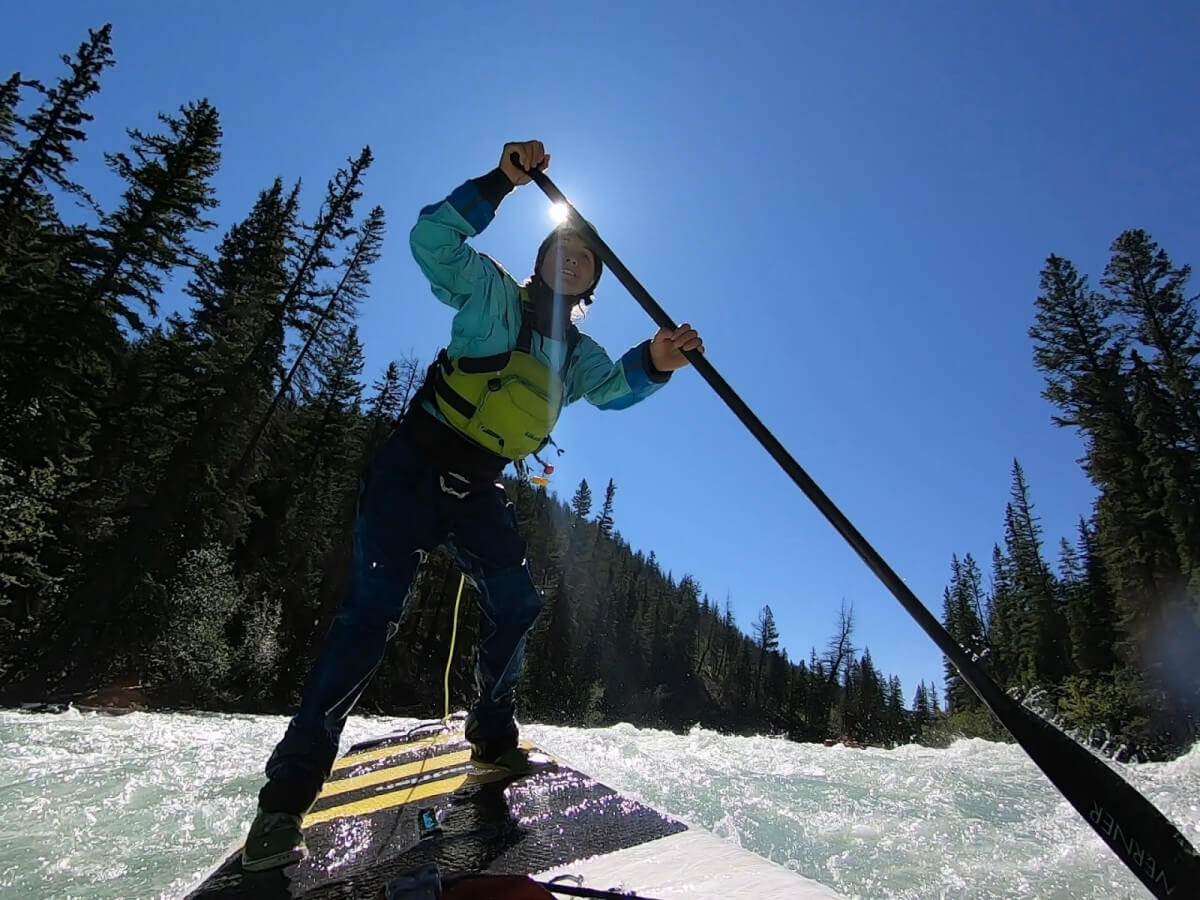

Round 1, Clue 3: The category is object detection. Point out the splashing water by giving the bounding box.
[0,709,1196,898]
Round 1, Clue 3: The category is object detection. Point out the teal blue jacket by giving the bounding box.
[409,172,671,435]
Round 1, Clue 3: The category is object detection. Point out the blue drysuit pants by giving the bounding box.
[259,428,543,814]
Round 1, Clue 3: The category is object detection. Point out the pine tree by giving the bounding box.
[1102,230,1200,452]
[885,675,907,746]
[0,72,22,158]
[1003,460,1073,685]
[61,99,223,519]
[1128,352,1200,579]
[596,478,616,540]
[277,148,373,338]
[1030,254,1126,432]
[1103,230,1200,605]
[1123,354,1200,736]
[293,324,366,482]
[1060,521,1117,675]
[804,651,828,738]
[941,553,987,712]
[570,479,592,520]
[716,598,735,680]
[0,26,115,469]
[363,358,419,455]
[767,647,790,728]
[83,99,222,330]
[986,544,1018,686]
[236,152,376,476]
[912,681,929,737]
[753,604,780,704]
[694,592,721,678]
[0,70,33,242]
[131,178,299,537]
[264,324,366,668]
[838,656,859,738]
[1029,249,1182,680]
[0,24,112,223]
[822,600,855,688]
[183,177,297,404]
[855,649,885,744]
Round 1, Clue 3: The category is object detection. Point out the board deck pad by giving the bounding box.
[187,720,688,898]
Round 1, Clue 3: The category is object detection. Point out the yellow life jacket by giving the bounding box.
[431,292,580,461]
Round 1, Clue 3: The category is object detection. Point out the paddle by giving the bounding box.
[514,153,1200,898]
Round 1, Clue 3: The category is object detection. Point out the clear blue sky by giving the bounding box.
[6,2,1198,707]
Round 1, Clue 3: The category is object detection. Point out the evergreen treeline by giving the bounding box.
[937,234,1200,760]
[5,28,1192,761]
[0,26,930,749]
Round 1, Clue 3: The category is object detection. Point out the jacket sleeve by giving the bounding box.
[566,336,672,410]
[409,168,515,314]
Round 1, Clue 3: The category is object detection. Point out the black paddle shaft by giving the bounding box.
[514,153,1200,898]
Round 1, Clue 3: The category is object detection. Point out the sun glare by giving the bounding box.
[548,202,570,225]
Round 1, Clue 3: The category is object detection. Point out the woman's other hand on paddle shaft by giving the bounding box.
[500,140,549,185]
[650,325,703,372]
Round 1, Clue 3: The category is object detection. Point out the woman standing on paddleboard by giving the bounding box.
[241,140,703,871]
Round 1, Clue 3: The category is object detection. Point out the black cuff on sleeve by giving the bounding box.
[472,167,517,209]
[640,340,672,384]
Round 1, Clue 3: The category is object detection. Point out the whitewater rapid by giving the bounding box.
[0,708,1195,898]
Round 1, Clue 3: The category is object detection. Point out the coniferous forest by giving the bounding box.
[1,27,1196,760]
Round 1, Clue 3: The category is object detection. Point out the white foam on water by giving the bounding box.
[1,710,1196,898]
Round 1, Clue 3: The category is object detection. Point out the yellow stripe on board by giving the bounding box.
[303,771,470,828]
[307,741,542,828]
[320,749,473,799]
[330,732,456,772]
